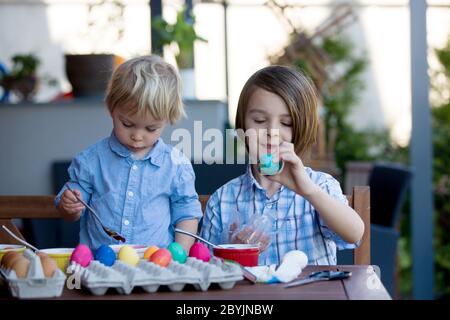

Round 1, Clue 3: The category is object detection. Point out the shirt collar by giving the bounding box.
[108,131,164,167]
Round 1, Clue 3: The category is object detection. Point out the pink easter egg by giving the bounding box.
[188,242,211,262]
[70,244,93,267]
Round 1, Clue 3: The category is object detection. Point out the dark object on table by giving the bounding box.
[285,270,352,288]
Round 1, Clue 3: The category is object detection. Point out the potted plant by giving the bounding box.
[0,54,40,102]
[64,1,126,98]
[152,7,207,99]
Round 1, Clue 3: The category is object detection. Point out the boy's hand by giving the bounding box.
[57,189,85,220]
[266,141,319,197]
[230,225,271,252]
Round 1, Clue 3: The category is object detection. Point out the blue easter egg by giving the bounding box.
[94,244,116,266]
[260,154,273,168]
[259,153,283,175]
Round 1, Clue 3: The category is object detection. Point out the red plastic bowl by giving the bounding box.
[213,244,260,267]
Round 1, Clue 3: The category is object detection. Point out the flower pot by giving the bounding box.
[1,75,37,102]
[65,54,115,98]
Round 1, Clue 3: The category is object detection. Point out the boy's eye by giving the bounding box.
[146,127,157,132]
[254,119,266,124]
[122,122,133,128]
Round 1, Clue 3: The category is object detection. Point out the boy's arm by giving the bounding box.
[266,142,363,244]
[303,182,364,244]
[199,192,223,244]
[170,162,203,252]
[54,153,93,222]
[175,219,199,253]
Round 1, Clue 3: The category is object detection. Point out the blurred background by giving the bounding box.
[0,0,449,299]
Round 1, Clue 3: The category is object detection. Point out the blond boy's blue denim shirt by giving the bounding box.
[55,132,202,250]
[200,166,359,266]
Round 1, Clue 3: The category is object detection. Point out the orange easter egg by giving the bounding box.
[149,248,172,268]
[143,246,159,260]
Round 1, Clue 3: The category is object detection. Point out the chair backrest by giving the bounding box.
[368,163,411,227]
[0,186,370,265]
[0,196,59,244]
[199,186,370,265]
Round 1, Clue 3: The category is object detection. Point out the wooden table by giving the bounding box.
[0,265,391,300]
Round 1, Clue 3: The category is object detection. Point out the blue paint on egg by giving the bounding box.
[94,244,116,267]
[259,153,283,175]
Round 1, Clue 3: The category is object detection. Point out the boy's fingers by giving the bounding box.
[63,190,78,202]
[279,152,299,165]
[67,208,82,215]
[279,141,295,151]
[62,195,79,205]
[63,205,84,212]
[235,226,254,243]
[247,229,263,243]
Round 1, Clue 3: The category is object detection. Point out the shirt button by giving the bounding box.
[132,165,138,170]
[128,191,134,197]
[123,219,130,226]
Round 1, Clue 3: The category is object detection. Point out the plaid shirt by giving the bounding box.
[200,165,357,265]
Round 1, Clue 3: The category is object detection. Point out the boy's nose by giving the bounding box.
[267,128,280,137]
[131,134,142,141]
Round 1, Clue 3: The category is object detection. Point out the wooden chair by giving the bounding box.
[0,187,370,265]
[0,196,58,244]
[199,186,370,265]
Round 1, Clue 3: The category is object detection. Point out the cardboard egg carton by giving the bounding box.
[0,249,66,299]
[80,256,243,295]
[184,256,244,291]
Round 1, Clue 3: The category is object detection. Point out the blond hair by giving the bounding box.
[235,65,319,156]
[105,55,184,124]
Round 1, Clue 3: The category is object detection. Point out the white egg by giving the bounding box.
[282,250,308,268]
[274,250,308,283]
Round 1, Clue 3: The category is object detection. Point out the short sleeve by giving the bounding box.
[170,162,203,225]
[199,191,223,245]
[54,151,93,208]
[315,174,359,250]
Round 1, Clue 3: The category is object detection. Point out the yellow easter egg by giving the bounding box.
[118,245,139,267]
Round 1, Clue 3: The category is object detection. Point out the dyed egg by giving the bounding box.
[70,244,93,267]
[40,255,58,278]
[118,245,139,267]
[189,242,211,262]
[167,242,187,264]
[259,153,283,176]
[95,245,116,267]
[282,250,308,267]
[143,245,159,260]
[1,251,22,269]
[149,248,172,267]
[11,257,30,278]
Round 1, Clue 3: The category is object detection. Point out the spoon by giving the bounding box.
[174,228,220,248]
[174,228,259,284]
[66,184,126,243]
[1,225,39,252]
